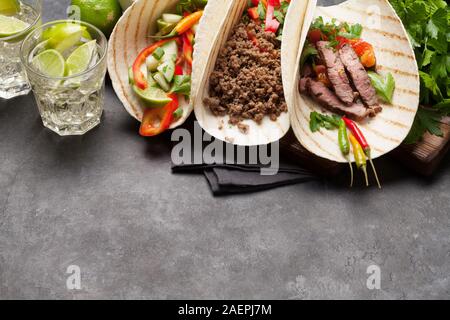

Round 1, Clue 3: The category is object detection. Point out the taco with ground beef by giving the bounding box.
[192,0,308,146]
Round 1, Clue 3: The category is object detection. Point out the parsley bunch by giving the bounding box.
[389,0,449,143]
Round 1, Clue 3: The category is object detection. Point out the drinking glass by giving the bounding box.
[0,0,41,99]
[20,20,108,136]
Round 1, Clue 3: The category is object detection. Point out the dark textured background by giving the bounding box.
[0,0,449,299]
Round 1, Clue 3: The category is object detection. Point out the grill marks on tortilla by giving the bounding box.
[339,43,379,108]
[317,41,355,105]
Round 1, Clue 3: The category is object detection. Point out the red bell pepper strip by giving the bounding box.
[343,117,381,188]
[182,31,194,73]
[185,28,194,44]
[139,94,179,137]
[133,38,175,90]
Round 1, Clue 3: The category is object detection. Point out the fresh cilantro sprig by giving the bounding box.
[389,0,449,143]
[310,17,363,45]
[310,111,341,132]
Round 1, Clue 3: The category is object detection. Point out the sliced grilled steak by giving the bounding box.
[339,44,379,108]
[316,41,356,105]
[299,77,309,94]
[301,63,313,78]
[302,78,376,122]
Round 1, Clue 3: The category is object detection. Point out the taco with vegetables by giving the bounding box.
[108,0,208,137]
[285,0,420,163]
[192,0,303,146]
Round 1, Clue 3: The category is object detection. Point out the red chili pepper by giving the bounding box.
[343,117,382,188]
[132,38,175,90]
[343,117,369,152]
[139,94,179,137]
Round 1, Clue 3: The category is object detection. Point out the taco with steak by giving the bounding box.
[285,0,420,163]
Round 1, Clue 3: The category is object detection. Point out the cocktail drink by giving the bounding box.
[0,0,41,99]
[20,20,107,136]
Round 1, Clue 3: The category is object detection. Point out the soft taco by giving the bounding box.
[192,0,304,146]
[285,0,420,163]
[107,0,208,137]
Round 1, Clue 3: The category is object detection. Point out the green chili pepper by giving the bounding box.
[349,133,369,187]
[338,119,353,187]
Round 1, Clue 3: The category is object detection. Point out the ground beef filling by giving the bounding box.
[203,19,287,131]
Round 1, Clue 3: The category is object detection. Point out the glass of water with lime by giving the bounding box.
[20,20,108,136]
[0,0,41,99]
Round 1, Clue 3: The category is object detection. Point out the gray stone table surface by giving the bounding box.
[1,0,449,300]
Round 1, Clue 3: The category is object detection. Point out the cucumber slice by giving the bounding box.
[157,60,175,83]
[146,55,160,72]
[162,13,182,24]
[147,73,158,87]
[152,47,165,60]
[153,72,171,92]
[160,40,178,62]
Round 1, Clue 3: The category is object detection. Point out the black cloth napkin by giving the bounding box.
[171,125,318,195]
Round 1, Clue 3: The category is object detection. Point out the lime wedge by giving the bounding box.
[31,49,66,77]
[65,40,97,76]
[0,0,20,16]
[133,85,172,108]
[42,23,92,53]
[0,14,29,37]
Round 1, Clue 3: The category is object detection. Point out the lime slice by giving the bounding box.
[0,14,29,37]
[42,23,92,53]
[65,40,97,76]
[133,85,172,108]
[31,49,66,77]
[0,0,20,16]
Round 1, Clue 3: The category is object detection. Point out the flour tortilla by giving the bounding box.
[192,0,309,146]
[285,0,420,163]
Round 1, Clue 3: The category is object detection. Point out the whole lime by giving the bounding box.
[70,0,122,37]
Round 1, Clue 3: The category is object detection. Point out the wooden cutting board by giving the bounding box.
[392,117,450,176]
[281,117,450,176]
